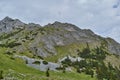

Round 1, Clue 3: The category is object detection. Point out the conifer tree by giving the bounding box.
[0,70,3,79]
[46,68,50,77]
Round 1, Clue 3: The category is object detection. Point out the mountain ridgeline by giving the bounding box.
[0,17,120,57]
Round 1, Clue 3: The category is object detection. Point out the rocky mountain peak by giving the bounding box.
[82,29,95,36]
[1,16,14,22]
[1,16,24,24]
[0,16,25,32]
[46,21,81,31]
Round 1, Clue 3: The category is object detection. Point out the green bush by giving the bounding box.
[43,61,48,65]
[32,61,41,65]
[0,70,3,79]
[46,68,50,77]
[61,56,72,66]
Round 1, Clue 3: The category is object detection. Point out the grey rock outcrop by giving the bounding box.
[0,16,25,32]
[106,37,120,54]
[14,55,60,71]
[26,23,41,30]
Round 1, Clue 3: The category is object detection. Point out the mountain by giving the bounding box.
[0,17,120,80]
[0,16,25,32]
[0,17,120,58]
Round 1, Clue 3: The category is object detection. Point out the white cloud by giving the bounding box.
[0,0,120,42]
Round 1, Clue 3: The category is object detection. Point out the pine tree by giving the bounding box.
[62,66,66,73]
[46,68,50,77]
[0,70,3,79]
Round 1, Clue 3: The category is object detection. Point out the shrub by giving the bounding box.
[46,68,50,77]
[43,61,48,65]
[32,61,41,65]
[5,51,13,55]
[0,70,3,79]
[61,56,72,66]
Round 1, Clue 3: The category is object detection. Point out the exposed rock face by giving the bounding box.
[58,55,83,62]
[0,16,25,32]
[26,23,41,30]
[15,55,60,71]
[106,37,120,54]
[46,21,81,31]
[0,17,120,57]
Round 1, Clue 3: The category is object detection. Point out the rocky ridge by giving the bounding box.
[0,17,120,58]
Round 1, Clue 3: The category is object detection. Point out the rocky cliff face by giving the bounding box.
[0,16,25,32]
[0,17,120,58]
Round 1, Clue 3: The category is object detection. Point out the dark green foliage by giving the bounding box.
[38,28,46,35]
[0,42,21,48]
[56,66,66,73]
[62,65,66,73]
[61,44,120,80]
[108,62,114,70]
[10,56,15,60]
[93,47,106,60]
[25,60,28,64]
[25,35,30,40]
[0,70,3,79]
[37,56,44,60]
[78,43,91,58]
[43,61,48,65]
[76,68,81,73]
[96,63,109,80]
[56,67,64,70]
[78,60,87,68]
[32,32,38,36]
[0,28,23,41]
[22,39,26,42]
[46,68,50,77]
[5,51,13,55]
[32,61,41,65]
[78,43,107,61]
[61,56,72,66]
[84,68,94,78]
[8,42,21,48]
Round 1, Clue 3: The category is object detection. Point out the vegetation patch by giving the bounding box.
[42,61,48,65]
[60,44,120,80]
[32,61,41,65]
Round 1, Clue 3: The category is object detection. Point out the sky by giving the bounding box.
[0,0,120,42]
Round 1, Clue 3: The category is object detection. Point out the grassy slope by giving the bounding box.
[0,47,97,80]
[104,54,120,68]
[45,42,100,62]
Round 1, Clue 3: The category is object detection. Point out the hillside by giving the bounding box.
[0,17,120,80]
